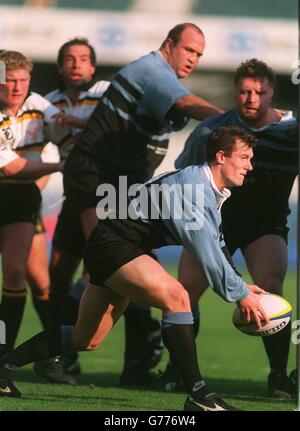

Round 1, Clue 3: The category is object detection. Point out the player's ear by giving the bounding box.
[164,38,174,54]
[215,150,225,165]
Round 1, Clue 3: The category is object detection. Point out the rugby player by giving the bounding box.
[170,58,298,399]
[53,22,223,384]
[29,38,110,383]
[0,126,270,411]
[0,51,82,365]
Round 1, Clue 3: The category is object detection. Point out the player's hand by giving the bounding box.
[236,287,270,329]
[247,284,266,295]
[52,113,86,129]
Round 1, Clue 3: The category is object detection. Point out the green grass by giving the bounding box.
[0,268,297,411]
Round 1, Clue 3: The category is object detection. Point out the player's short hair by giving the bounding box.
[206,126,256,163]
[0,50,33,73]
[234,58,275,87]
[57,37,96,66]
[161,23,204,48]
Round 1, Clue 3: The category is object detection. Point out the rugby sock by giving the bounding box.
[161,312,209,400]
[32,291,55,332]
[262,320,291,375]
[165,305,200,378]
[123,303,152,370]
[51,279,84,326]
[0,326,63,378]
[0,290,27,349]
[57,295,80,326]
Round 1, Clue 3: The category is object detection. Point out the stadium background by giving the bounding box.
[0,0,298,412]
[0,0,297,269]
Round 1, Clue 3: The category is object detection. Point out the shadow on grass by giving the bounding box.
[14,368,120,387]
[13,369,293,406]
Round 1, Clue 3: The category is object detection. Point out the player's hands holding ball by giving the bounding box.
[236,285,270,329]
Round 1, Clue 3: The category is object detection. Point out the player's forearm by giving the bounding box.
[4,159,64,179]
[175,95,224,120]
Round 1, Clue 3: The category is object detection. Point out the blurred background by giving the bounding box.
[0,0,298,267]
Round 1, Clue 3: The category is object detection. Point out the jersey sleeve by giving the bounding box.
[0,147,19,169]
[185,205,248,302]
[34,94,71,145]
[161,169,249,302]
[140,73,191,131]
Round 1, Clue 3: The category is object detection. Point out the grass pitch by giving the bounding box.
[0,269,297,412]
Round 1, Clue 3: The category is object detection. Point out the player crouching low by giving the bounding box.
[0,126,270,411]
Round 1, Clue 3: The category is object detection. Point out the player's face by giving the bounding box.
[164,28,205,79]
[221,139,253,187]
[0,68,30,113]
[59,45,96,87]
[235,77,273,124]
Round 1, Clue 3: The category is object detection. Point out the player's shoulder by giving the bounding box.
[45,89,61,102]
[177,164,207,182]
[89,80,110,95]
[197,109,237,130]
[120,51,172,88]
[23,92,52,110]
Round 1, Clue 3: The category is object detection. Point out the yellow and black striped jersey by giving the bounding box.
[0,92,72,163]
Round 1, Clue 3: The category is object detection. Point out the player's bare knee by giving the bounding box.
[164,285,191,313]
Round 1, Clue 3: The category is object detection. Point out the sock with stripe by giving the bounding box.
[166,305,201,380]
[161,312,209,401]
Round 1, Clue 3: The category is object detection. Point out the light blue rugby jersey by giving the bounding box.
[130,164,249,302]
[76,51,191,180]
[175,109,297,173]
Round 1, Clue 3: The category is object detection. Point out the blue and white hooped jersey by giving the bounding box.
[75,51,191,180]
[176,108,297,173]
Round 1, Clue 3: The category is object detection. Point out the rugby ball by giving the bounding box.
[232,293,292,337]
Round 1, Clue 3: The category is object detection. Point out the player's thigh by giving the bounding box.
[106,254,191,313]
[243,234,287,294]
[1,223,35,285]
[178,248,208,304]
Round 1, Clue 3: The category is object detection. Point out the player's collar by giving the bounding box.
[236,109,294,132]
[202,163,231,211]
